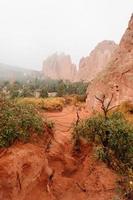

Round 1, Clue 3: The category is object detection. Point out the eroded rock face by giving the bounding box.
[86,14,133,112]
[42,53,77,81]
[76,40,117,82]
[0,143,52,200]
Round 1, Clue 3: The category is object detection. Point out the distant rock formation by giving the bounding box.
[76,40,117,82]
[86,14,133,112]
[42,53,77,81]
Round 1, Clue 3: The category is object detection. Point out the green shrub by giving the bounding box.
[40,88,48,98]
[0,98,47,147]
[72,112,133,171]
[73,109,133,199]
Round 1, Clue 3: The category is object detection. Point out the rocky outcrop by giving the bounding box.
[42,53,77,81]
[76,40,117,82]
[86,14,133,112]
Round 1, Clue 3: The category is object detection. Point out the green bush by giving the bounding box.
[0,98,46,147]
[40,88,48,98]
[73,112,133,171]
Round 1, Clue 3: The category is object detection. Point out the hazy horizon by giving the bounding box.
[0,0,132,70]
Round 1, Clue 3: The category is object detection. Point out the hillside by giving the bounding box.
[0,63,40,81]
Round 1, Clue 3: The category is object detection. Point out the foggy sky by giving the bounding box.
[0,0,132,69]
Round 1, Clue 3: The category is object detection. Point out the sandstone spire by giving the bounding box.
[76,40,117,82]
[42,53,77,81]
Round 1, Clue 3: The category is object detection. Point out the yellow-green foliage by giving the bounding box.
[16,97,66,111]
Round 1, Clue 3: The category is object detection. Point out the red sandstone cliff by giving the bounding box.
[42,42,117,82]
[86,14,133,111]
[42,53,77,81]
[76,40,117,82]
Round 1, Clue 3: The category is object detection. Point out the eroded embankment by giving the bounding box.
[0,106,118,200]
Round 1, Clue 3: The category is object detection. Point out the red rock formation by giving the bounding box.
[86,14,133,112]
[42,53,77,81]
[76,40,117,82]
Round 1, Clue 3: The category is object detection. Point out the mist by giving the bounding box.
[0,0,132,69]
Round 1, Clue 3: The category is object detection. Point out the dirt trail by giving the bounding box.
[0,105,119,200]
[45,106,89,155]
[43,105,118,200]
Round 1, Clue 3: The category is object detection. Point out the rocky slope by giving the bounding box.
[76,40,117,82]
[42,53,77,81]
[86,14,133,112]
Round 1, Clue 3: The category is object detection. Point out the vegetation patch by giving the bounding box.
[0,98,52,147]
[73,112,133,170]
[16,97,66,111]
[72,102,133,199]
[0,79,88,99]
[116,101,133,122]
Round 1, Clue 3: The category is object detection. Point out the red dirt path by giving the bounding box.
[43,106,119,200]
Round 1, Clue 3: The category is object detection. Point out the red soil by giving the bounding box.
[44,106,119,200]
[0,106,119,200]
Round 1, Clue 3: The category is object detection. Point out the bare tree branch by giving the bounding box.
[108,105,120,111]
[95,95,104,103]
[95,94,117,119]
[106,94,114,110]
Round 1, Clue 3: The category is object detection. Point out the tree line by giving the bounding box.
[0,78,89,99]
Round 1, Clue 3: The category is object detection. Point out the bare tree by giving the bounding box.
[73,106,81,153]
[76,108,80,126]
[95,94,120,165]
[95,93,119,120]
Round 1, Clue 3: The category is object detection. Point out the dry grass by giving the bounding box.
[16,95,86,112]
[64,95,86,106]
[116,101,133,122]
[16,97,66,111]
